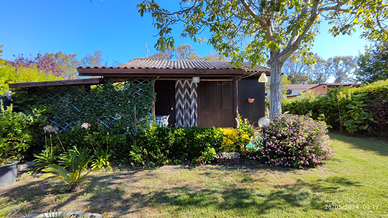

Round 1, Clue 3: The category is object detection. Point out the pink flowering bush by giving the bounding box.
[256,114,334,168]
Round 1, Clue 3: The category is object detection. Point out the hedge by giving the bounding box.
[282,79,388,136]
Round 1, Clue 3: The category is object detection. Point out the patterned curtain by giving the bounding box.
[175,80,198,127]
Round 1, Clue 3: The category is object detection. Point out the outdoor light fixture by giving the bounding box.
[258,117,270,147]
[192,77,200,83]
[258,73,268,83]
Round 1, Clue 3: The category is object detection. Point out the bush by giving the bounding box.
[130,125,224,166]
[52,122,127,160]
[130,123,171,167]
[282,79,388,135]
[220,129,240,152]
[196,147,216,164]
[0,102,34,160]
[169,126,223,163]
[256,114,334,168]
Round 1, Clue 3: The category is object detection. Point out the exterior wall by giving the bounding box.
[312,85,328,95]
[238,78,265,126]
[155,79,266,128]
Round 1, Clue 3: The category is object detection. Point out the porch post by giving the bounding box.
[233,78,239,128]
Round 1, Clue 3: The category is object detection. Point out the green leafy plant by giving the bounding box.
[58,146,91,169]
[283,80,388,135]
[33,146,58,173]
[92,147,112,170]
[40,152,94,193]
[340,93,377,133]
[196,147,216,165]
[0,102,33,160]
[130,122,171,167]
[33,125,64,173]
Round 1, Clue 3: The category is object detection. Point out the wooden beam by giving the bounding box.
[233,79,239,128]
[8,78,103,88]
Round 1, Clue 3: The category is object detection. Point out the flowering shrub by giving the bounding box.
[220,129,240,152]
[220,128,251,152]
[256,114,334,168]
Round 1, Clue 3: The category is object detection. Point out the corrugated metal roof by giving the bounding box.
[118,58,270,73]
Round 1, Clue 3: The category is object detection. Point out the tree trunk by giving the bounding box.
[269,61,284,120]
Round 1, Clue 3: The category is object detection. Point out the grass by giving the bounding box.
[1,133,387,217]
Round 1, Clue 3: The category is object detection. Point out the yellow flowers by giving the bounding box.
[219,128,250,152]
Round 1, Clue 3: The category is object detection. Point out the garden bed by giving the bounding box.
[1,133,387,217]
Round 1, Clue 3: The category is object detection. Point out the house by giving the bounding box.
[309,83,359,95]
[9,58,270,128]
[286,83,358,98]
[77,58,270,127]
[286,84,318,98]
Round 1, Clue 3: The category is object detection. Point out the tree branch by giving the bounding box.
[278,0,321,63]
[319,1,349,13]
[240,0,273,41]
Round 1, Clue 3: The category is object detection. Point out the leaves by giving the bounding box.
[40,152,94,192]
[0,103,34,160]
[283,79,388,135]
[355,41,388,83]
[138,0,387,118]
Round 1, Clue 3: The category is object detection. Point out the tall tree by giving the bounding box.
[0,45,63,95]
[149,46,175,59]
[150,43,227,61]
[138,0,388,119]
[81,49,104,67]
[284,53,329,84]
[46,51,81,80]
[355,41,388,83]
[175,44,197,60]
[326,56,356,83]
[12,53,65,78]
[202,51,227,61]
[283,53,312,84]
[309,55,328,84]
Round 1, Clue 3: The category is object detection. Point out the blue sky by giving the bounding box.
[0,0,370,65]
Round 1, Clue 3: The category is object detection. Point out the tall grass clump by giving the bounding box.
[256,114,334,168]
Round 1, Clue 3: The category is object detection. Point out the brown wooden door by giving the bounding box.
[198,81,234,127]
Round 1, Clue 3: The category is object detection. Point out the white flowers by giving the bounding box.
[43,125,59,134]
[81,123,90,130]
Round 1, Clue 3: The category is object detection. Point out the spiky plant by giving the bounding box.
[40,152,95,192]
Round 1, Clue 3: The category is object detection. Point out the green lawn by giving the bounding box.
[1,133,387,217]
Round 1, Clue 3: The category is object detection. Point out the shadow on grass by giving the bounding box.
[0,172,138,216]
[126,179,348,216]
[1,167,365,217]
[329,133,388,156]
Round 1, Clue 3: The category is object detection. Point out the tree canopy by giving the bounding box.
[138,0,388,119]
[0,45,62,95]
[355,41,388,83]
[284,53,356,84]
[326,56,356,83]
[149,44,227,61]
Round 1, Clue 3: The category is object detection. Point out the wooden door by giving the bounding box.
[198,81,234,127]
